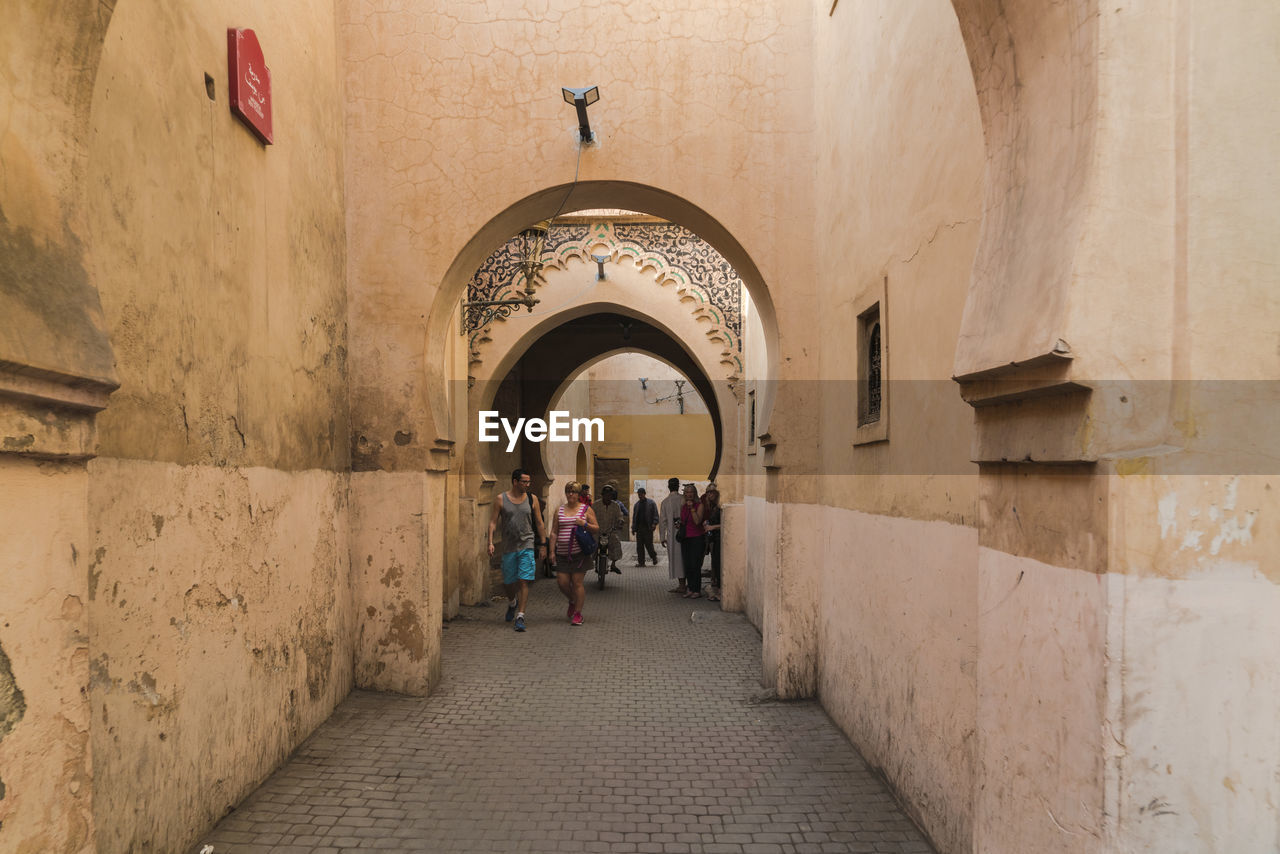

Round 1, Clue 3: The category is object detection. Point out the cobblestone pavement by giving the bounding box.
[192,564,935,854]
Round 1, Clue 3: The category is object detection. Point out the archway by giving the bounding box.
[425,183,779,455]
[473,311,729,488]
[485,325,722,492]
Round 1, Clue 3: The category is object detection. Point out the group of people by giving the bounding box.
[487,468,723,631]
[634,477,722,601]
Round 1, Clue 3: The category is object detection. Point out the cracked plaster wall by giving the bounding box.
[0,458,94,854]
[339,0,818,485]
[0,2,119,851]
[75,0,354,851]
[0,0,117,388]
[770,2,986,849]
[86,461,353,854]
[350,471,444,695]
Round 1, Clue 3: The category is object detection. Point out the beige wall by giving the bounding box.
[1,4,119,847]
[87,461,353,854]
[2,0,1279,852]
[77,1,355,850]
[589,352,716,485]
[341,0,815,479]
[783,1,985,848]
[0,459,95,854]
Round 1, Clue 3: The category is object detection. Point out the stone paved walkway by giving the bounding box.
[192,564,935,853]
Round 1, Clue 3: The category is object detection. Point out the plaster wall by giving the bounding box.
[340,0,819,476]
[86,0,349,471]
[719,502,746,614]
[973,547,1108,854]
[1180,0,1280,385]
[592,415,714,484]
[587,354,715,484]
[820,507,977,854]
[741,495,768,630]
[86,459,353,854]
[73,2,356,851]
[1110,572,1280,852]
[814,0,982,520]
[350,471,443,695]
[1104,472,1280,851]
[544,381,593,492]
[588,352,710,416]
[0,458,94,854]
[0,1,116,388]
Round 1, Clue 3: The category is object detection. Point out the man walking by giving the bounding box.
[488,468,548,632]
[631,487,659,566]
[658,477,685,594]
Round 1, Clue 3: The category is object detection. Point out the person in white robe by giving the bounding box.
[658,477,685,593]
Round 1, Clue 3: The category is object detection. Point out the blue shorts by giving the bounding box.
[501,548,536,584]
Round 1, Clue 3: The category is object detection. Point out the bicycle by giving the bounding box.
[595,532,611,590]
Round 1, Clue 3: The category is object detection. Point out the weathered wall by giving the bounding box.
[1106,471,1280,852]
[340,0,815,475]
[0,1,116,388]
[973,545,1108,853]
[1,3,118,852]
[802,1,984,849]
[78,1,354,851]
[814,0,982,518]
[821,508,978,854]
[87,461,352,854]
[350,471,443,694]
[0,459,94,854]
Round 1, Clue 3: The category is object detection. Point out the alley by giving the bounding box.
[192,567,935,854]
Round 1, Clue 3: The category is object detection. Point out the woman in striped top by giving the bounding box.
[549,480,600,626]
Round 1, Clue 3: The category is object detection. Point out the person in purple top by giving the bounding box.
[678,483,706,598]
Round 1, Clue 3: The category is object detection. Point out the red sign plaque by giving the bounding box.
[227,28,273,144]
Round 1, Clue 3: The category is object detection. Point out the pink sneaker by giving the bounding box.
[567,602,575,621]
[571,611,583,626]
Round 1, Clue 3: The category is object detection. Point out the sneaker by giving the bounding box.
[567,601,576,621]
[571,612,583,626]
[505,602,517,622]
[514,615,526,632]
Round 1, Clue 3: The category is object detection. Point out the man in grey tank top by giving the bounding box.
[488,468,548,632]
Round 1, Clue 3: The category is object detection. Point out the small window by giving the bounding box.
[747,388,757,454]
[854,279,888,445]
[857,304,882,426]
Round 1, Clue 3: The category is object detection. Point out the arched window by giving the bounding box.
[866,321,881,423]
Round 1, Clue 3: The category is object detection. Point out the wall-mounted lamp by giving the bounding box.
[562,86,600,144]
[590,253,609,281]
[639,377,648,390]
[462,220,551,331]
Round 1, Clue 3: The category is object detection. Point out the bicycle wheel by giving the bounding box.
[596,550,607,589]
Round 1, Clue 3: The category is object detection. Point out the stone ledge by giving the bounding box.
[0,361,118,460]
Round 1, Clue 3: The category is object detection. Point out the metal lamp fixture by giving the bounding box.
[463,220,551,331]
[562,86,600,144]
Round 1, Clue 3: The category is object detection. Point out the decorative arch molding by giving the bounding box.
[467,223,745,384]
[466,219,744,364]
[425,181,779,468]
